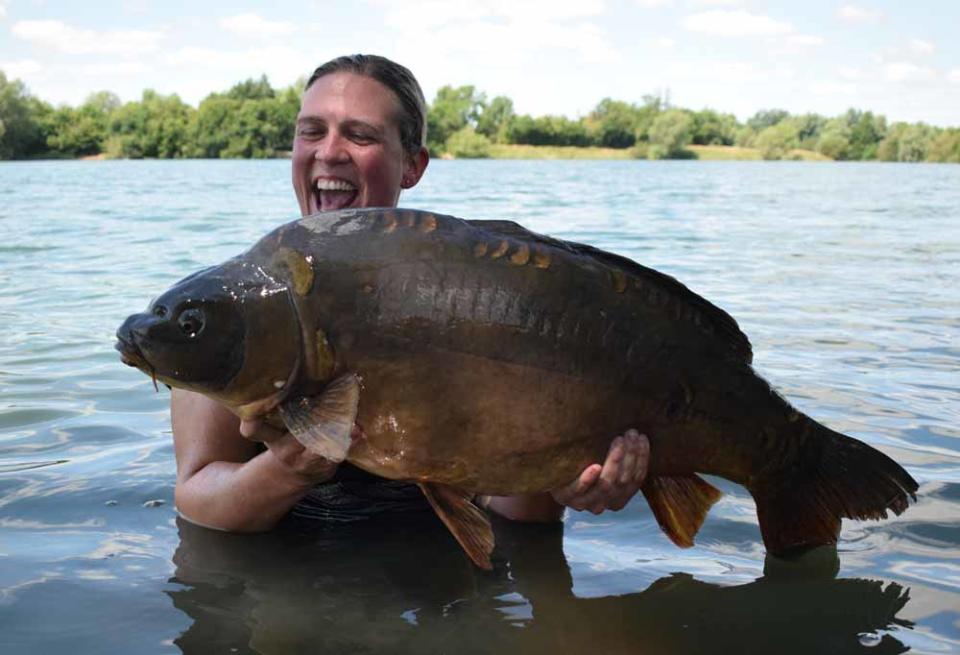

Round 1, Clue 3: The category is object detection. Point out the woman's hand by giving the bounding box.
[239,418,340,484]
[550,429,650,514]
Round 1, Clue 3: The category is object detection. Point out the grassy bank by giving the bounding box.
[484,143,829,161]
[488,144,635,160]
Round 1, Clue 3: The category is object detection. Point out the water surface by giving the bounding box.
[1,159,958,654]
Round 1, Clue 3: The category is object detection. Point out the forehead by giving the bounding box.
[299,72,402,126]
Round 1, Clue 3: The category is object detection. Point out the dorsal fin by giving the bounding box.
[467,219,753,364]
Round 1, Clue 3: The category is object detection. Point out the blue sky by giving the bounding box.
[1,0,958,126]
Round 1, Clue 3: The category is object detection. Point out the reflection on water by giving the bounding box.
[170,515,911,655]
[1,160,959,653]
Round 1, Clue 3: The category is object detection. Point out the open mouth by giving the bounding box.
[314,177,358,212]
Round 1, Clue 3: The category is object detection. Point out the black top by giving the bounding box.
[289,463,431,522]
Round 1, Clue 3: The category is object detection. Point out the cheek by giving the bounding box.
[360,152,403,196]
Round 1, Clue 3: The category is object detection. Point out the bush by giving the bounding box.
[445,126,491,158]
[755,123,799,160]
[647,109,693,159]
[816,119,852,160]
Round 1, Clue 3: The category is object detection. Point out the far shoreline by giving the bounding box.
[27,143,943,163]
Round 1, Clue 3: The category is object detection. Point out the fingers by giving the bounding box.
[629,429,650,486]
[266,432,339,482]
[551,463,602,506]
[239,417,285,443]
[552,430,651,515]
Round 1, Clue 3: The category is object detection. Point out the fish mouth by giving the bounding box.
[313,176,358,212]
[115,334,160,391]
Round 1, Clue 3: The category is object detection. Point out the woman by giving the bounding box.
[171,54,650,532]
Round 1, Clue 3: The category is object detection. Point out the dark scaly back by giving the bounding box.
[468,219,753,364]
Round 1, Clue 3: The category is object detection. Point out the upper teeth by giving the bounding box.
[316,179,356,191]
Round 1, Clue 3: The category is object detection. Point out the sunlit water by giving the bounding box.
[1,159,958,654]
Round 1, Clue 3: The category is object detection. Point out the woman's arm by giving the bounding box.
[171,389,338,532]
[482,430,650,522]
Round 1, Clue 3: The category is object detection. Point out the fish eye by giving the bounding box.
[177,308,205,338]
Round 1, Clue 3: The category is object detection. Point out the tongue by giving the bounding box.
[320,190,357,211]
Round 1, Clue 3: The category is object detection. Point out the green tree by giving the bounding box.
[816,119,852,160]
[746,109,790,132]
[897,123,933,162]
[220,98,285,158]
[187,94,240,158]
[755,122,799,160]
[427,85,484,154]
[505,114,590,146]
[44,91,120,156]
[734,126,757,148]
[226,75,276,101]
[587,98,640,148]
[631,96,663,143]
[107,90,193,158]
[647,109,693,159]
[690,109,737,146]
[445,126,491,158]
[273,83,302,149]
[0,71,49,159]
[475,95,513,143]
[847,110,886,160]
[876,123,906,161]
[788,113,827,151]
[927,129,960,163]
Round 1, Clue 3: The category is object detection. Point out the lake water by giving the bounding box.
[1,159,958,654]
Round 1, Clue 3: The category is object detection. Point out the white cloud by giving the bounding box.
[884,62,936,83]
[838,66,863,80]
[164,45,308,88]
[219,13,298,38]
[668,60,792,84]
[656,37,677,48]
[809,82,857,96]
[837,5,884,23]
[636,0,674,8]
[0,1,7,20]
[80,61,149,77]
[373,0,604,29]
[787,34,824,47]
[688,0,743,6]
[946,69,960,84]
[681,10,793,37]
[375,0,616,67]
[11,20,163,55]
[0,59,44,79]
[908,38,935,56]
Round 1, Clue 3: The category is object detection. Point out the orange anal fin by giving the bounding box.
[419,483,495,570]
[641,474,723,548]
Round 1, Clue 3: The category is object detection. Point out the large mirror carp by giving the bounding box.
[116,208,918,568]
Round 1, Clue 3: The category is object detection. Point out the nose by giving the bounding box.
[314,131,350,164]
[117,311,163,343]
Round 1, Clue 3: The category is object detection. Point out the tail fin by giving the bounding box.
[748,421,918,555]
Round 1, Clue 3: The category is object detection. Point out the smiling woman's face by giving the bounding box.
[291,72,424,215]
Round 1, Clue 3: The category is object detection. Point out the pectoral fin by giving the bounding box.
[419,482,495,570]
[641,474,723,548]
[278,373,360,463]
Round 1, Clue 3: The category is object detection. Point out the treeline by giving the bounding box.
[1,70,959,163]
[429,85,960,163]
[0,72,299,159]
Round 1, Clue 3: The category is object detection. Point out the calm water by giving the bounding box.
[1,159,958,654]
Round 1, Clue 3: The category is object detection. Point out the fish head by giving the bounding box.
[116,256,303,416]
